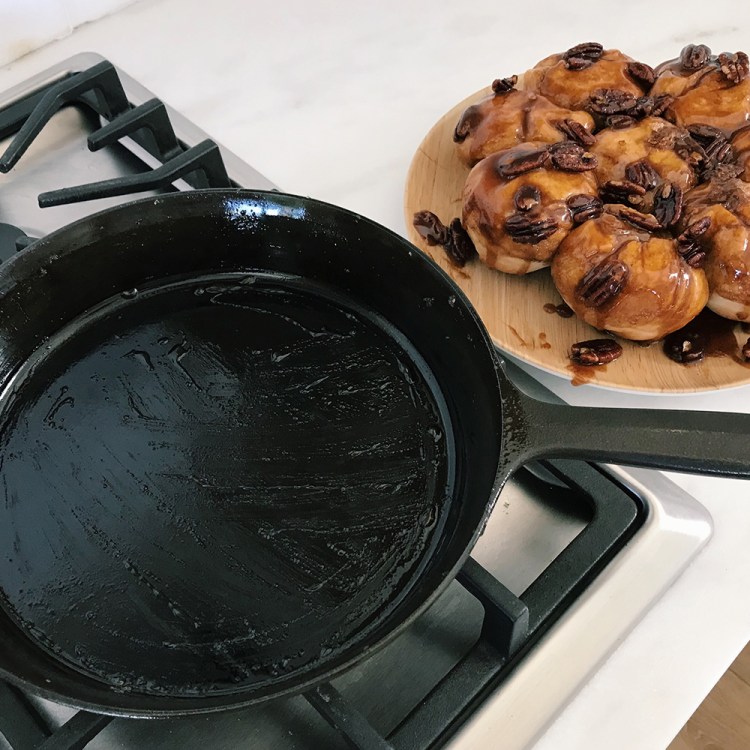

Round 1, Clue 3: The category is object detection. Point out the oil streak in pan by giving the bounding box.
[0,273,453,696]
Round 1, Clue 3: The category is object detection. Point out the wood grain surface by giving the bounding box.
[404,85,750,392]
[668,641,750,749]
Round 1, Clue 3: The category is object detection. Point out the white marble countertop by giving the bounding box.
[2,0,750,747]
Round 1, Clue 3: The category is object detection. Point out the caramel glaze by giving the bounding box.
[454,90,595,166]
[543,302,574,317]
[682,177,750,320]
[670,308,750,366]
[567,362,608,386]
[551,212,708,340]
[652,58,750,133]
[730,125,750,182]
[462,143,598,275]
[538,332,552,349]
[508,325,528,346]
[590,117,698,202]
[522,49,646,111]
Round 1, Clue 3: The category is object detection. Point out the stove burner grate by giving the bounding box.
[0,60,233,209]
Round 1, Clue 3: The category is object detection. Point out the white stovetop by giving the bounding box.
[1,1,750,747]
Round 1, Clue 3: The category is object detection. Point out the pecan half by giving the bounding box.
[718,51,750,85]
[564,42,604,58]
[413,210,449,245]
[496,148,551,178]
[565,57,592,71]
[625,160,660,190]
[548,141,597,171]
[742,337,750,362]
[553,118,595,147]
[626,61,656,89]
[606,114,636,129]
[676,217,711,267]
[453,105,482,143]
[688,124,736,169]
[652,182,683,227]
[611,205,662,232]
[679,216,711,240]
[600,180,647,206]
[570,339,623,366]
[651,94,676,117]
[678,244,707,268]
[576,257,630,307]
[505,214,558,244]
[705,138,735,164]
[707,162,744,182]
[563,42,603,70]
[686,123,725,145]
[566,194,603,224]
[630,96,655,119]
[413,212,476,266]
[680,43,711,72]
[513,184,541,212]
[664,331,705,364]
[492,75,518,94]
[445,219,477,266]
[588,88,637,115]
[673,135,706,168]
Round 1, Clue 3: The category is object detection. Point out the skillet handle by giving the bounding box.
[509,390,750,478]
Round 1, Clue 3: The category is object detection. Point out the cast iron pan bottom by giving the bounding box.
[0,272,452,696]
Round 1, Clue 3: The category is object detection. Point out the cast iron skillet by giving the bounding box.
[0,189,747,717]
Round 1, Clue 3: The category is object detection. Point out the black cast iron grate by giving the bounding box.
[0,60,644,750]
[0,59,233,208]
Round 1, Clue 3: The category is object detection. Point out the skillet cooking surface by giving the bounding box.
[0,272,452,695]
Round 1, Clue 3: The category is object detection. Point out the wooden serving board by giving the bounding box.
[404,86,750,393]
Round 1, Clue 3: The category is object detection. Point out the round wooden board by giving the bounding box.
[404,86,750,393]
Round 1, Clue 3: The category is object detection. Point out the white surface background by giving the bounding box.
[1,1,750,747]
[0,0,137,67]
